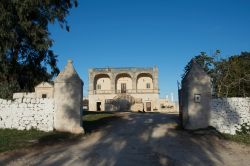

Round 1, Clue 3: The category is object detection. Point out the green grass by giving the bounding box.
[0,111,118,153]
[83,111,116,121]
[223,133,250,145]
[82,111,119,133]
[0,129,81,153]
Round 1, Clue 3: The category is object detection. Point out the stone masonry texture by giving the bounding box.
[0,97,54,132]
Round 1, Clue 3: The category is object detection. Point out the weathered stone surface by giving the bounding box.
[179,59,211,130]
[13,93,24,99]
[210,98,250,135]
[88,66,159,112]
[54,60,84,134]
[34,82,54,98]
[179,60,250,134]
[0,98,54,132]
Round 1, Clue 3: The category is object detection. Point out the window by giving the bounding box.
[194,94,201,103]
[97,84,101,90]
[146,83,150,89]
[42,94,47,98]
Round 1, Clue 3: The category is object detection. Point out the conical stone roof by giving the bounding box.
[54,60,82,83]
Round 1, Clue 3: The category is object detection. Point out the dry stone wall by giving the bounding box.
[0,97,54,132]
[0,60,84,133]
[210,98,250,135]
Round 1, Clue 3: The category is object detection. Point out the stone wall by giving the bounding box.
[0,60,84,134]
[13,92,36,99]
[0,97,54,132]
[159,99,177,113]
[179,59,250,134]
[210,98,250,135]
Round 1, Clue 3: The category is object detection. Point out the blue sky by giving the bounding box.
[49,0,250,100]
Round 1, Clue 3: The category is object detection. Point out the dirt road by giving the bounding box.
[0,112,249,166]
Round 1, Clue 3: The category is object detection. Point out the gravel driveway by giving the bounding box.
[0,112,249,166]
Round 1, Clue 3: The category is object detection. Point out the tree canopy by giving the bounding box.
[182,51,218,79]
[182,51,250,97]
[214,52,250,97]
[0,0,77,98]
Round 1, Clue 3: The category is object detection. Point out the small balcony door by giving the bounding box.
[121,83,126,93]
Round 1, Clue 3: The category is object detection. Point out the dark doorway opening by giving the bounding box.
[97,102,101,111]
[121,83,126,93]
[146,102,151,111]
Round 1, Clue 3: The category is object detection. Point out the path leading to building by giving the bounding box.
[0,112,250,166]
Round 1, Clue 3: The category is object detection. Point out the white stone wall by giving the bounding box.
[13,92,36,99]
[210,98,250,135]
[0,97,54,132]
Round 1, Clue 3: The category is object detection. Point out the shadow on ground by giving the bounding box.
[82,111,121,133]
[0,112,241,166]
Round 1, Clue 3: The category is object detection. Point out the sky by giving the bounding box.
[49,0,250,101]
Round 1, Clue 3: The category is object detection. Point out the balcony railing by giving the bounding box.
[92,67,154,72]
[90,89,159,95]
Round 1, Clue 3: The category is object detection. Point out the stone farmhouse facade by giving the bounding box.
[88,67,160,112]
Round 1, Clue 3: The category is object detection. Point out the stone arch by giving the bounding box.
[93,74,111,91]
[115,73,133,92]
[136,73,153,90]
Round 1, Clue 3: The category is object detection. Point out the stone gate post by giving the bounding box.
[180,59,211,129]
[54,60,84,134]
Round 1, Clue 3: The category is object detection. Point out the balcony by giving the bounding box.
[90,89,159,95]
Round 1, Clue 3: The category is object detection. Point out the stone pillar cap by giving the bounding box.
[54,59,83,83]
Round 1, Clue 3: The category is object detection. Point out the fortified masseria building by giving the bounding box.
[88,67,160,112]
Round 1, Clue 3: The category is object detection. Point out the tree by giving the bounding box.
[0,0,78,98]
[214,52,250,97]
[182,51,250,97]
[182,51,217,79]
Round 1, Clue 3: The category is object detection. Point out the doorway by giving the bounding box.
[96,102,101,111]
[146,102,151,111]
[121,83,126,93]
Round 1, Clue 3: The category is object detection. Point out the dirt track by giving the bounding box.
[0,112,250,166]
